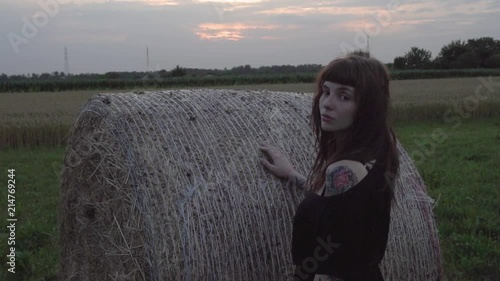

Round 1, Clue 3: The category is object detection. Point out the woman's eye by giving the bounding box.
[322,90,329,95]
[340,95,350,101]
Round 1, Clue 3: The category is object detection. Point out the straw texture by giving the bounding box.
[58,89,443,281]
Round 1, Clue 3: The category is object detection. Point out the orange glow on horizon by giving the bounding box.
[195,22,299,41]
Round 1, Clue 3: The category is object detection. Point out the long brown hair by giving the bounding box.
[305,54,400,206]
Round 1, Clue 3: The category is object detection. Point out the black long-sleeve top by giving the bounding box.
[291,158,391,281]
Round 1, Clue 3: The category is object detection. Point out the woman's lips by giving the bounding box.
[321,115,334,121]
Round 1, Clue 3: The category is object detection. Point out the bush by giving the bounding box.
[484,54,500,68]
[394,56,407,70]
[450,51,481,69]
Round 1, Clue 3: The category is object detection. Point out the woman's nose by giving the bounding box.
[323,96,335,111]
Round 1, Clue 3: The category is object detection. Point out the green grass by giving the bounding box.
[395,118,500,280]
[0,146,64,281]
[0,118,499,280]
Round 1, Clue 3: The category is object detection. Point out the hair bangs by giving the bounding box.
[321,58,359,89]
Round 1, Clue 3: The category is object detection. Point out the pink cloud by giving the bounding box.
[194,22,301,41]
[257,5,375,16]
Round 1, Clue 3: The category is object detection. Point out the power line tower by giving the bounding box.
[64,46,70,74]
[146,47,149,71]
[366,34,370,57]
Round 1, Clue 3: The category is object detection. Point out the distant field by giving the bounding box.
[1,77,499,125]
[0,77,499,148]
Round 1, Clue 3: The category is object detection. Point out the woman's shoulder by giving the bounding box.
[322,160,372,197]
[325,159,369,181]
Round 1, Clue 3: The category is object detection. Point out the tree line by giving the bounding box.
[0,36,499,87]
[392,37,500,70]
[0,64,324,82]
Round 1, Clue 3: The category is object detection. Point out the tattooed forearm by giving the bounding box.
[289,171,307,190]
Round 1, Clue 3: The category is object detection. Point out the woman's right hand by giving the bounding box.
[259,143,295,179]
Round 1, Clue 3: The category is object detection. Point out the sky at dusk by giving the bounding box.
[1,0,500,75]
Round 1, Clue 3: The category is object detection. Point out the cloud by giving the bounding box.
[57,0,181,5]
[194,0,264,3]
[260,36,286,40]
[1,0,499,74]
[397,0,500,19]
[194,22,300,41]
[324,0,499,36]
[257,5,375,16]
[455,21,476,25]
[329,18,437,33]
[53,31,129,44]
[57,0,264,6]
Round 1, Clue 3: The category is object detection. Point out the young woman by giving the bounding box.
[259,55,400,281]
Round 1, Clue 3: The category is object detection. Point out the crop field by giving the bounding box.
[0,77,499,281]
[1,77,499,126]
[1,77,499,148]
[3,68,500,93]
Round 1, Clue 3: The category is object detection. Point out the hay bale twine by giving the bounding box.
[58,89,443,281]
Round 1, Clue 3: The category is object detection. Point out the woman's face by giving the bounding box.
[319,81,357,132]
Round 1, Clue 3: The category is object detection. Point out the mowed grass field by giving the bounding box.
[0,77,499,280]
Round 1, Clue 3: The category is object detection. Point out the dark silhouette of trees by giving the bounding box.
[393,38,500,69]
[434,37,500,68]
[171,65,186,77]
[452,51,481,68]
[404,47,432,69]
[435,40,471,69]
[349,49,370,58]
[484,54,500,68]
[393,56,406,70]
[393,47,432,69]
[467,37,498,67]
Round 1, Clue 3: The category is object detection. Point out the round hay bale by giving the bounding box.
[58,89,443,281]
